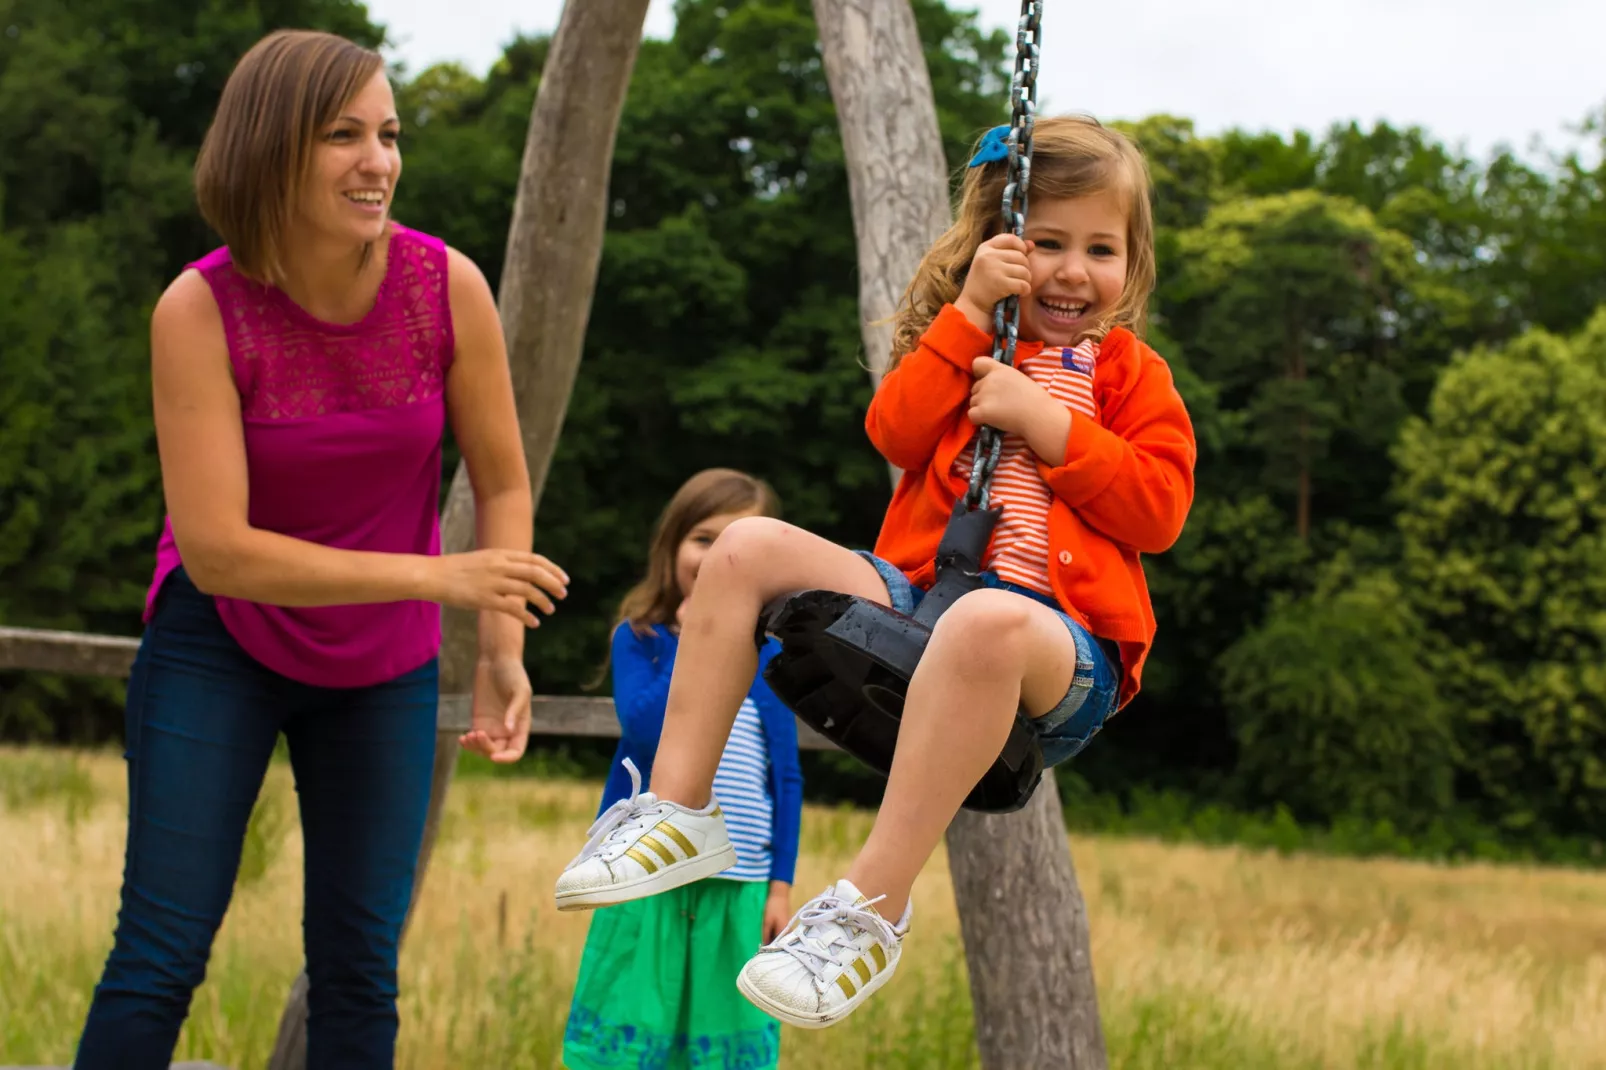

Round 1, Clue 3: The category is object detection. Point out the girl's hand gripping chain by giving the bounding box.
[969,360,1072,467]
[954,233,1033,331]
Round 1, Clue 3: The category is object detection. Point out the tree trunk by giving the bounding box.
[948,776,1108,1069]
[809,0,951,386]
[812,2,1109,1067]
[1297,433,1311,542]
[1291,330,1310,542]
[265,3,652,1066]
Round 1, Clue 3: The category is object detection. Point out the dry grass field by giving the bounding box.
[2,745,1604,1068]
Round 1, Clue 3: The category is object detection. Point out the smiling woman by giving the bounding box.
[68,28,567,1070]
[190,34,392,289]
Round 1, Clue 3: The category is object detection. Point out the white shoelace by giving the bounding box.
[774,892,900,986]
[567,758,659,866]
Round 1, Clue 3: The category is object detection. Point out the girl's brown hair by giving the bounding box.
[193,30,385,285]
[586,469,780,690]
[888,115,1156,369]
[616,468,782,633]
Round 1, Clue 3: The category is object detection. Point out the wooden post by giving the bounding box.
[948,777,1108,1067]
[806,0,952,386]
[810,1,1109,1066]
[265,2,654,1066]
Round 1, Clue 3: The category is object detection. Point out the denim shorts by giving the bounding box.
[856,552,1119,767]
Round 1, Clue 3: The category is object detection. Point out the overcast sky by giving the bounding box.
[362,0,1603,162]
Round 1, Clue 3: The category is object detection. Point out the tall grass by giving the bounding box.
[2,745,1604,1069]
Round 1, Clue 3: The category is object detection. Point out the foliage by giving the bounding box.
[1394,309,1606,835]
[1169,191,1418,538]
[1218,569,1454,826]
[4,0,1606,856]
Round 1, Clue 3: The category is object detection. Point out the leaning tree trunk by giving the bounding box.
[265,3,653,1066]
[810,2,1109,1067]
[806,0,950,384]
[947,775,1108,1068]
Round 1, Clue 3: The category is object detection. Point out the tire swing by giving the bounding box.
[759,2,1046,814]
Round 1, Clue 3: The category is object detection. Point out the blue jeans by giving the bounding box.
[857,553,1120,767]
[74,568,439,1070]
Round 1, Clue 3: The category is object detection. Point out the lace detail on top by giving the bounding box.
[192,225,455,421]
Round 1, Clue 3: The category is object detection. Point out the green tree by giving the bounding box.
[6,0,1606,861]
[1170,191,1418,540]
[1395,307,1606,834]
[1214,127,1320,198]
[0,220,158,736]
[1114,114,1219,233]
[1489,118,1606,337]
[1124,183,1436,796]
[1218,568,1454,826]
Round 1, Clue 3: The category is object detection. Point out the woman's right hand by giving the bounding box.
[428,549,568,628]
[956,233,1034,332]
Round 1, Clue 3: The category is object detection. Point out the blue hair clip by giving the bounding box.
[968,124,1011,167]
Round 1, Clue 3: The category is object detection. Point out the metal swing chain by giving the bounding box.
[965,0,1043,512]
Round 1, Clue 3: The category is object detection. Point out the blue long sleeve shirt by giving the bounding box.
[598,620,805,885]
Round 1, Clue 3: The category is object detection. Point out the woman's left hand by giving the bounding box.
[762,881,793,945]
[459,654,533,763]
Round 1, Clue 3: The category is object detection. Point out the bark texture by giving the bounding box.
[813,2,1109,1065]
[811,0,951,384]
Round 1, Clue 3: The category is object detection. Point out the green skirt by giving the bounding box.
[562,877,781,1070]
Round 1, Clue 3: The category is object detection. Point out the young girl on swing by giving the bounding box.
[554,116,1196,1029]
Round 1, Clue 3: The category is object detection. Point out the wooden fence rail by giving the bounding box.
[0,625,141,678]
[0,624,838,751]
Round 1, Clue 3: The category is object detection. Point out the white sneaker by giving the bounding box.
[553,758,737,911]
[736,878,911,1029]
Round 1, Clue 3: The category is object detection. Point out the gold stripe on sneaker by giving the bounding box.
[624,847,658,874]
[835,974,857,998]
[852,958,872,985]
[656,822,697,858]
[640,834,677,865]
[870,944,888,971]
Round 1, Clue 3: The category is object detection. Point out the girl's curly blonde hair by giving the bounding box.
[888,115,1156,370]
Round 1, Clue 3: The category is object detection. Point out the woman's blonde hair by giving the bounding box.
[888,115,1156,369]
[194,30,386,285]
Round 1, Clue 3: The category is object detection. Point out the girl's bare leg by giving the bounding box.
[649,517,890,807]
[845,589,1079,919]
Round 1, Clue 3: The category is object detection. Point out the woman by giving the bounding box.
[73,29,567,1069]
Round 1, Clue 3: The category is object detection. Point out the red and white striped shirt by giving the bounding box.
[952,340,1101,596]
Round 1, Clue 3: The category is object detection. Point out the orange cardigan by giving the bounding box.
[866,303,1197,708]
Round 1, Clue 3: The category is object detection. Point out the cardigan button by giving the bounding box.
[1058,550,1072,565]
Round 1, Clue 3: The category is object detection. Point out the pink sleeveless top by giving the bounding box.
[144,224,454,688]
